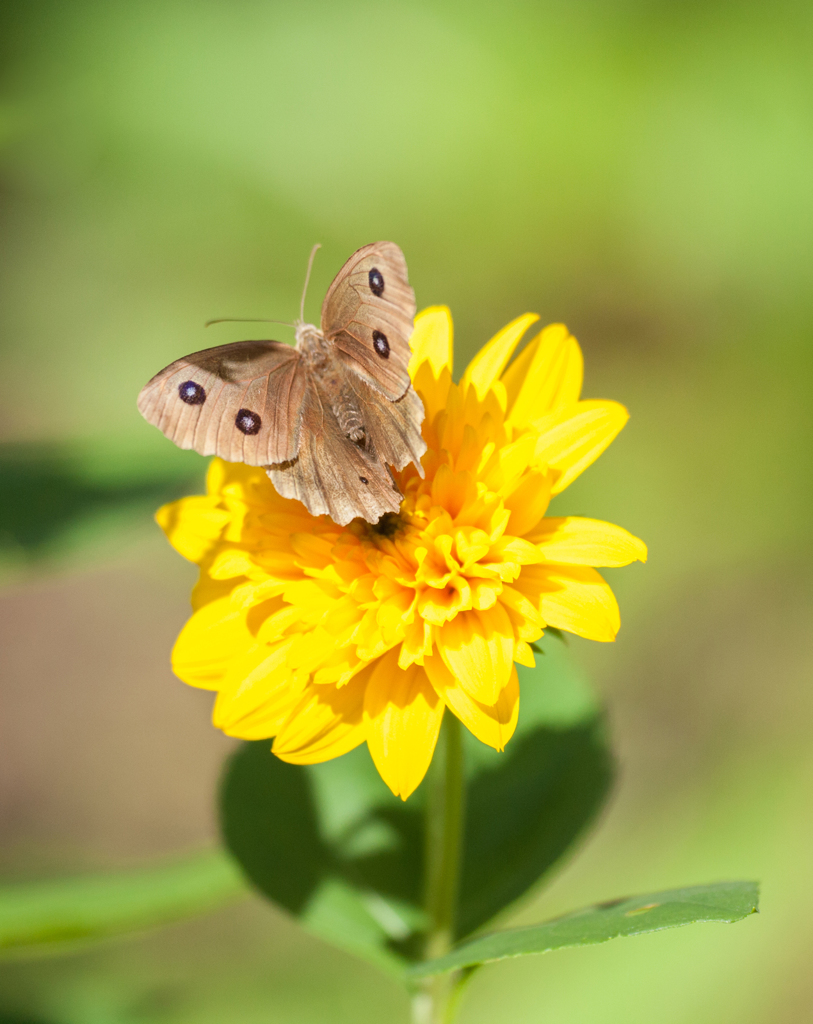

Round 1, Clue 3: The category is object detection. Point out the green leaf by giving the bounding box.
[219,742,325,914]
[408,881,760,978]
[300,878,414,977]
[0,850,247,958]
[220,740,413,977]
[454,639,612,938]
[219,636,614,973]
[457,714,613,938]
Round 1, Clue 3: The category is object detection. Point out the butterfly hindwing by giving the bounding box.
[268,384,402,526]
[321,241,416,401]
[348,378,426,477]
[137,340,306,465]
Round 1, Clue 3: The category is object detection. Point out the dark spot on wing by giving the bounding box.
[372,330,389,358]
[178,380,206,405]
[368,268,384,296]
[359,476,369,484]
[235,409,262,435]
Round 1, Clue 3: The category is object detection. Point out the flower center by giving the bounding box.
[368,511,405,539]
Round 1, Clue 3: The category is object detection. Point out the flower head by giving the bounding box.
[158,308,646,799]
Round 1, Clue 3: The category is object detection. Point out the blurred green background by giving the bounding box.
[1,0,811,1020]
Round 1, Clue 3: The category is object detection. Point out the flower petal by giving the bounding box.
[364,650,444,800]
[531,517,647,566]
[537,565,620,641]
[210,549,264,580]
[438,605,514,705]
[213,650,304,740]
[534,400,629,494]
[172,596,254,689]
[214,637,298,730]
[504,323,583,429]
[272,670,368,764]
[409,305,454,377]
[425,656,519,751]
[156,497,230,563]
[399,618,434,668]
[191,571,239,612]
[504,470,552,537]
[460,314,539,400]
[414,364,453,425]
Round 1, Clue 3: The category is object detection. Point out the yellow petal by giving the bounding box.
[364,650,444,800]
[534,400,629,495]
[171,596,254,689]
[272,671,368,764]
[255,601,302,643]
[210,548,263,580]
[213,650,303,740]
[504,470,552,537]
[481,433,537,493]
[412,366,452,429]
[417,576,472,626]
[505,323,583,429]
[438,606,514,705]
[215,637,297,725]
[191,571,239,612]
[500,584,544,638]
[425,656,519,751]
[460,314,539,401]
[409,306,454,378]
[214,694,301,740]
[537,565,620,642]
[398,618,434,668]
[209,458,267,505]
[514,640,536,667]
[156,497,230,564]
[531,517,647,566]
[205,457,228,495]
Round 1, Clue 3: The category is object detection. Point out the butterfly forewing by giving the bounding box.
[137,340,306,465]
[321,242,416,401]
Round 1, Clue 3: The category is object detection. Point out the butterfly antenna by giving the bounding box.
[299,243,322,324]
[205,317,296,328]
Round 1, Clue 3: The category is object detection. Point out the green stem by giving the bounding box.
[413,714,465,1024]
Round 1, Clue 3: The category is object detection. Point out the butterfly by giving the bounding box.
[137,242,427,526]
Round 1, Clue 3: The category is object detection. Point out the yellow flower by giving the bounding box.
[157,308,646,799]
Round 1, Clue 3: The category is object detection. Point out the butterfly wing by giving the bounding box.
[268,383,403,526]
[321,241,416,401]
[137,340,306,465]
[350,379,427,477]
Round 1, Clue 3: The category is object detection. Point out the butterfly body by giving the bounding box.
[295,322,364,442]
[138,242,426,526]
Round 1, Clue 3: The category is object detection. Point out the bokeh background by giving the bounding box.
[1,1,812,1021]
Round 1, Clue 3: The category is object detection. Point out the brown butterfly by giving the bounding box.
[137,242,427,526]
